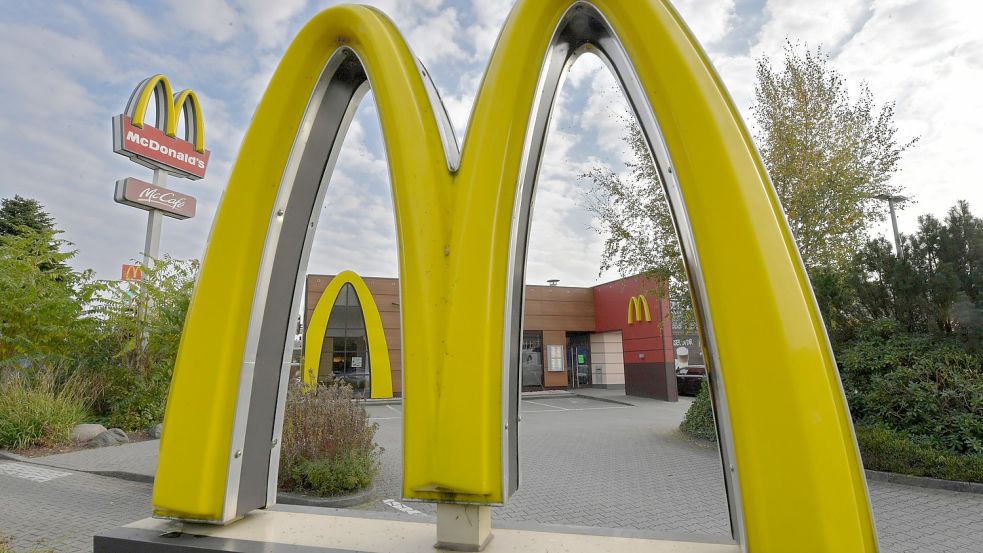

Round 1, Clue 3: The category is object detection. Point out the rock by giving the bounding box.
[150,423,163,439]
[109,428,128,440]
[88,429,129,448]
[71,423,107,443]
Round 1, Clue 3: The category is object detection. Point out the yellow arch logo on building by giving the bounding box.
[302,271,393,399]
[627,295,652,324]
[153,1,876,550]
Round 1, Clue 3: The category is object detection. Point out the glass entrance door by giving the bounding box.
[566,332,591,388]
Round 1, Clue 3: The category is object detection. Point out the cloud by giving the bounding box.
[1,0,980,291]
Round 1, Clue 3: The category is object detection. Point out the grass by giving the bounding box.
[857,425,983,484]
[0,368,91,449]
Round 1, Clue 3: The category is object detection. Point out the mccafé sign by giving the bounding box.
[115,177,196,219]
[112,75,210,180]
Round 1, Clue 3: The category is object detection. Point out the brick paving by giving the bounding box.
[0,394,981,552]
[0,463,151,553]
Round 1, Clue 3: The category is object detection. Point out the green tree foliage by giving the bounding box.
[818,201,983,345]
[753,43,915,268]
[584,43,913,294]
[0,228,98,362]
[838,321,982,455]
[0,195,55,236]
[86,256,199,429]
[582,118,688,308]
[0,195,201,433]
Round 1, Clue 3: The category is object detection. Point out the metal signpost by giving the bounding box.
[112,74,209,271]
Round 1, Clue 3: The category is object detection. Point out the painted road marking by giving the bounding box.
[383,498,425,516]
[523,405,632,412]
[0,462,71,483]
[524,400,568,410]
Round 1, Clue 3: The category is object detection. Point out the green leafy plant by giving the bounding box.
[838,325,983,456]
[857,425,983,483]
[0,368,92,449]
[85,256,198,430]
[0,228,99,364]
[680,380,717,442]
[279,380,380,497]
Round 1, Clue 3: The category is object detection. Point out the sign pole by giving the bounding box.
[142,168,166,269]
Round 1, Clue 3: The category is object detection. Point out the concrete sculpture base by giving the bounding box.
[94,506,738,553]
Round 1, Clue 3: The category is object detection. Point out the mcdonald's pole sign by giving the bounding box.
[112,75,207,271]
[112,75,210,179]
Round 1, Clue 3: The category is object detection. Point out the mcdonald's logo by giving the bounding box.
[112,74,210,180]
[153,2,876,549]
[627,295,652,324]
[120,264,142,282]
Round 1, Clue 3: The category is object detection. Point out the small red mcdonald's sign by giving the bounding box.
[121,264,143,281]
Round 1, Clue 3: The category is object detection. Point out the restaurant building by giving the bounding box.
[304,272,680,401]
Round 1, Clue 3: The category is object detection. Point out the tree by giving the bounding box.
[0,196,55,237]
[583,43,915,309]
[583,117,688,310]
[753,43,915,268]
[835,201,983,341]
[0,228,97,362]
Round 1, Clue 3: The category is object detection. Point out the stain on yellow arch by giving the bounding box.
[303,271,393,399]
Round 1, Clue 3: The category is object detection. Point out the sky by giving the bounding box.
[0,0,981,287]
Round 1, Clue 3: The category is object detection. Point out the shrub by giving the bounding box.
[0,368,92,449]
[838,325,983,455]
[98,365,172,430]
[856,425,983,483]
[84,256,198,430]
[278,380,380,496]
[680,380,717,441]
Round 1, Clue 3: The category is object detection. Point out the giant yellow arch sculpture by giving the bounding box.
[154,1,875,550]
[302,271,393,399]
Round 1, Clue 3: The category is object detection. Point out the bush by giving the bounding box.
[857,425,983,483]
[278,380,380,496]
[98,365,172,430]
[680,380,717,441]
[0,368,92,449]
[84,256,198,430]
[838,325,983,455]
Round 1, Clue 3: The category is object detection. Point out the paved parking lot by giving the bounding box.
[1,394,981,552]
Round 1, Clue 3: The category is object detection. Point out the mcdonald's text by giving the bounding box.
[113,115,210,179]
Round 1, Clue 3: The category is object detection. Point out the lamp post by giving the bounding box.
[875,193,907,255]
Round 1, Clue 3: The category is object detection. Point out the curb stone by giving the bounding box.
[865,469,983,495]
[277,485,375,508]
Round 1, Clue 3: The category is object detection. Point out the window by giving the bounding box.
[324,283,370,396]
[521,330,544,389]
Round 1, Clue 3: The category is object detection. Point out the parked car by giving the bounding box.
[676,364,706,396]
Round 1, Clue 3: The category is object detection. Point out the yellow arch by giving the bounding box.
[155,2,875,549]
[127,74,206,152]
[627,295,652,324]
[302,271,393,399]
